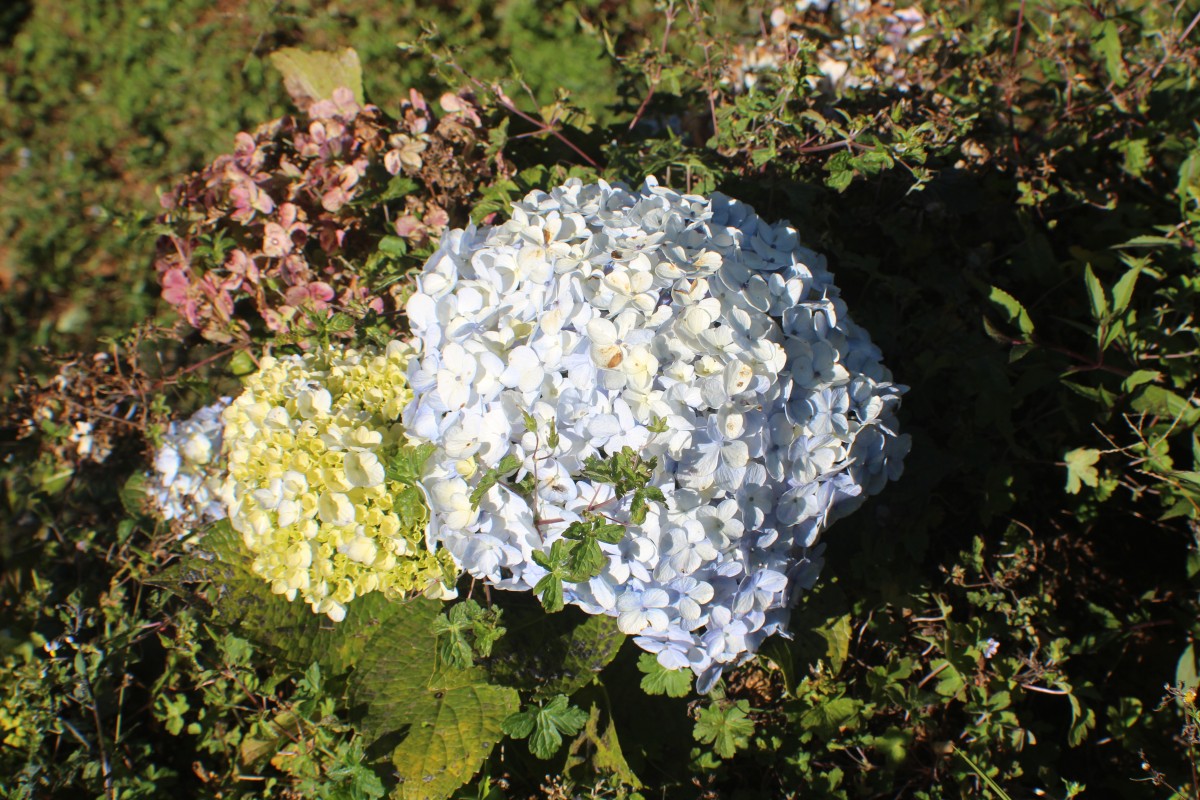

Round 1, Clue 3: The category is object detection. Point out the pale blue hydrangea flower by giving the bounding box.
[146,399,231,526]
[404,178,909,690]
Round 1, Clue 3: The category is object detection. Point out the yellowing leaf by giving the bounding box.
[269,47,364,109]
[350,600,518,800]
[1064,448,1101,494]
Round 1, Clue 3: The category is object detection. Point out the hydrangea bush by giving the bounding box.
[217,341,457,621]
[403,178,909,689]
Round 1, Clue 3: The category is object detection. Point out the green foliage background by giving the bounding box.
[4,0,1200,798]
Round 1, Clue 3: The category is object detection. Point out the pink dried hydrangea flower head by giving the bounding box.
[155,86,494,344]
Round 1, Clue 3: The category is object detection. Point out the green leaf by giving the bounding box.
[592,523,626,544]
[1111,138,1149,178]
[532,540,573,612]
[817,613,853,674]
[325,312,355,333]
[1131,385,1200,426]
[564,704,644,789]
[1111,265,1140,314]
[1064,448,1101,494]
[1083,264,1108,321]
[269,47,365,108]
[502,695,588,759]
[871,727,912,769]
[637,652,692,698]
[228,350,258,377]
[1122,369,1161,393]
[385,443,436,484]
[539,614,625,698]
[1093,21,1128,88]
[431,600,503,670]
[376,176,420,205]
[487,608,625,698]
[693,700,755,759]
[350,600,519,800]
[119,471,149,518]
[988,286,1034,337]
[1112,235,1179,249]
[1067,692,1096,747]
[954,748,1014,800]
[470,455,522,508]
[1176,644,1198,694]
[565,538,606,582]
[799,696,863,735]
[151,523,402,675]
[534,570,565,613]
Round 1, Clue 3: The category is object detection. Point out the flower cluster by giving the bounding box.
[404,178,908,690]
[146,399,230,526]
[722,1,934,95]
[155,87,492,343]
[219,342,457,621]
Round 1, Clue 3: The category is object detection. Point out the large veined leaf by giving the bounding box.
[487,602,625,697]
[351,600,519,800]
[150,522,400,674]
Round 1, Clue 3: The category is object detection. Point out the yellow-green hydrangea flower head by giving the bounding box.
[220,341,457,621]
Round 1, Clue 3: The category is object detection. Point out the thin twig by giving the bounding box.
[628,2,678,132]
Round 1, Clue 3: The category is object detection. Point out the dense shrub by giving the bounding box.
[4,1,1200,799]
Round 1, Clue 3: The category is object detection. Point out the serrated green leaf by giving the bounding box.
[1083,264,1108,321]
[470,455,522,508]
[799,696,863,735]
[1067,693,1096,747]
[565,538,606,583]
[386,443,436,484]
[637,652,692,698]
[1064,448,1101,494]
[988,286,1034,336]
[593,523,626,544]
[694,699,754,759]
[326,312,355,333]
[503,695,587,760]
[1111,265,1140,314]
[269,47,365,108]
[534,572,565,613]
[350,600,518,800]
[487,607,625,698]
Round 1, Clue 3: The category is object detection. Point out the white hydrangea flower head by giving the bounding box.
[219,342,458,622]
[405,177,909,690]
[147,399,231,526]
[722,1,934,95]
